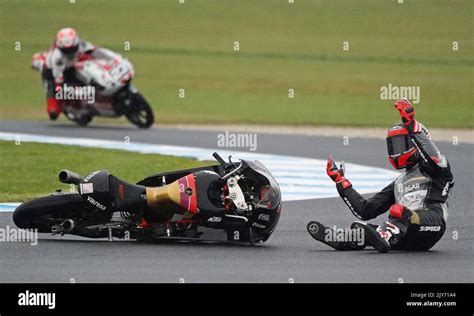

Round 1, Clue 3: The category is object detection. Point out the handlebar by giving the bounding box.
[213,152,226,166]
[59,170,84,185]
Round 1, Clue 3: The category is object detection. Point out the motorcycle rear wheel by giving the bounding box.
[75,113,93,127]
[13,193,111,233]
[63,110,93,127]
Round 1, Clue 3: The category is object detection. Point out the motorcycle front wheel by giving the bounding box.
[125,92,154,128]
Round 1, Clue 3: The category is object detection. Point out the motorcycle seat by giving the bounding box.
[108,175,147,212]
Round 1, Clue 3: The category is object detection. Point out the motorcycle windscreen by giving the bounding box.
[387,135,414,156]
[244,160,281,211]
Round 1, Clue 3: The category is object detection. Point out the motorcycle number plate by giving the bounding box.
[109,65,129,80]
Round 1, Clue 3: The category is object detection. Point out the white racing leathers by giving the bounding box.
[45,40,96,84]
[337,124,454,250]
[42,41,96,100]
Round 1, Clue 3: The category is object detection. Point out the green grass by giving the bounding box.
[0,140,209,202]
[0,0,472,128]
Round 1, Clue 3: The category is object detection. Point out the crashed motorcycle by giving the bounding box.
[13,153,282,244]
[32,48,154,128]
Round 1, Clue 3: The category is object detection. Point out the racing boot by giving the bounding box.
[349,221,379,250]
[353,204,410,253]
[47,97,61,120]
[351,221,394,253]
[307,221,368,251]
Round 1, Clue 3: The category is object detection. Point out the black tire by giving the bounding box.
[63,109,93,127]
[75,113,93,127]
[125,93,154,128]
[13,193,110,233]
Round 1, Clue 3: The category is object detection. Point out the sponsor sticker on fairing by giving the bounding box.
[86,196,107,211]
[207,217,222,223]
[252,222,267,229]
[83,171,100,183]
[419,226,441,232]
[80,182,94,194]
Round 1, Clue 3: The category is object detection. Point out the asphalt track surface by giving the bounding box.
[0,120,472,283]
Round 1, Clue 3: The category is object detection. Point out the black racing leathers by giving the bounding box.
[337,124,454,250]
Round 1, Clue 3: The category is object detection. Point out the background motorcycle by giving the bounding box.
[32,48,154,128]
[13,153,282,244]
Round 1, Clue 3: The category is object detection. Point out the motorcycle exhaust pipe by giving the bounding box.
[59,169,83,185]
[61,219,75,233]
[51,219,75,234]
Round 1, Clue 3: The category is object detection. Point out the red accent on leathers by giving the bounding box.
[46,97,61,116]
[389,203,406,220]
[340,179,352,189]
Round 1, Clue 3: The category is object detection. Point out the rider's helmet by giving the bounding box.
[56,27,80,59]
[386,123,419,169]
